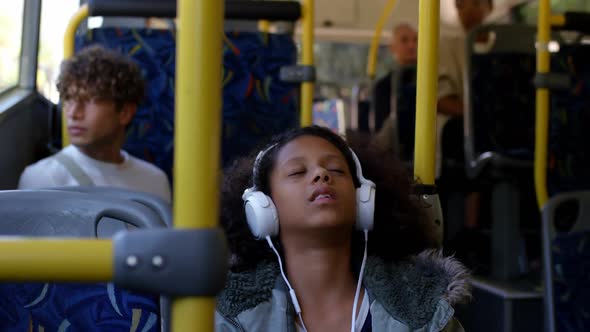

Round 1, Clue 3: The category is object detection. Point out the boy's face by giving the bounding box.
[64,95,134,149]
[456,0,492,31]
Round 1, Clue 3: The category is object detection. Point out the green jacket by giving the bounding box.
[215,250,470,331]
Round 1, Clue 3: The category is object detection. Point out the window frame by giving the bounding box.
[0,0,41,114]
[19,0,42,91]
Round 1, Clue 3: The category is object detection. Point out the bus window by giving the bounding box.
[516,0,590,24]
[0,1,24,94]
[37,0,79,103]
[314,41,392,89]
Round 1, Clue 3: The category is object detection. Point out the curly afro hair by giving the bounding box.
[56,45,144,106]
[220,126,439,271]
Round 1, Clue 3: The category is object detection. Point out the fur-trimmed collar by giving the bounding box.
[217,250,470,328]
[363,250,471,328]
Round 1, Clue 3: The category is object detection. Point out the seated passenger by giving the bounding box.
[216,125,470,331]
[18,45,171,202]
[373,23,417,155]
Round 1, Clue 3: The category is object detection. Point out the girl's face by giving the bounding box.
[269,135,357,233]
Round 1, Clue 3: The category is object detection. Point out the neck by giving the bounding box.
[280,229,359,328]
[75,140,124,164]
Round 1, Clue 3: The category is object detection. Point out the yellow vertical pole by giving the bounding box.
[62,4,89,147]
[535,0,551,209]
[300,0,314,126]
[173,0,223,330]
[258,20,270,32]
[413,0,439,185]
[366,0,398,80]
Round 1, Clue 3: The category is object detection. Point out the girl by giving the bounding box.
[216,126,469,331]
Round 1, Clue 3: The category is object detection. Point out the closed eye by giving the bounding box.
[288,170,306,177]
[329,169,345,174]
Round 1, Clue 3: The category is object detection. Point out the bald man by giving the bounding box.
[389,23,418,67]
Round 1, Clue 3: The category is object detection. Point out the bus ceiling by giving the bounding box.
[87,0,302,21]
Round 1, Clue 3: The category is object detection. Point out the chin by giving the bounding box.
[70,139,89,147]
[69,138,83,145]
[308,213,355,230]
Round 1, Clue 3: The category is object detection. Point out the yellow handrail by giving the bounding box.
[534,0,551,209]
[413,0,439,185]
[62,4,89,147]
[172,0,224,330]
[0,239,112,281]
[300,0,314,126]
[366,0,397,80]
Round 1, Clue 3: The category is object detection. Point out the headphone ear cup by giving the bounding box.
[243,190,279,238]
[356,181,376,231]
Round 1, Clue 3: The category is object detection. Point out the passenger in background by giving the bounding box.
[216,125,470,331]
[18,45,171,202]
[437,0,494,265]
[373,23,417,155]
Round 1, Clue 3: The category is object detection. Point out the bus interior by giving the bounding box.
[0,0,589,331]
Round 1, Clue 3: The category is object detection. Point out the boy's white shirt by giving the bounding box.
[18,145,171,203]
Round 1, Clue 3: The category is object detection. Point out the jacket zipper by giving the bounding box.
[221,312,246,332]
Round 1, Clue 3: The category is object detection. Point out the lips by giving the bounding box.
[68,126,86,136]
[309,185,336,202]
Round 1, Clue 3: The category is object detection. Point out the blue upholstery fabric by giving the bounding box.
[220,31,299,165]
[0,283,159,331]
[551,230,590,332]
[75,28,298,179]
[76,28,176,181]
[469,53,537,160]
[548,45,590,195]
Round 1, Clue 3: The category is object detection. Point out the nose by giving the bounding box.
[313,168,331,184]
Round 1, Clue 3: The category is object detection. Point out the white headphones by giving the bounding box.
[242,144,376,239]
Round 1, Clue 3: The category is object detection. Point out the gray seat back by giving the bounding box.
[0,189,167,331]
[0,189,166,237]
[47,186,173,227]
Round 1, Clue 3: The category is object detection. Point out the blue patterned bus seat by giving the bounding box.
[0,282,159,331]
[548,45,590,195]
[469,53,537,161]
[550,230,590,331]
[76,27,299,180]
[312,99,344,135]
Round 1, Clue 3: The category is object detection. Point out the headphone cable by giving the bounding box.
[351,230,368,332]
[266,236,308,332]
[266,231,368,332]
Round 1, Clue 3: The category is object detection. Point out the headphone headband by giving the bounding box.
[243,141,375,238]
[250,143,278,191]
[349,148,370,185]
